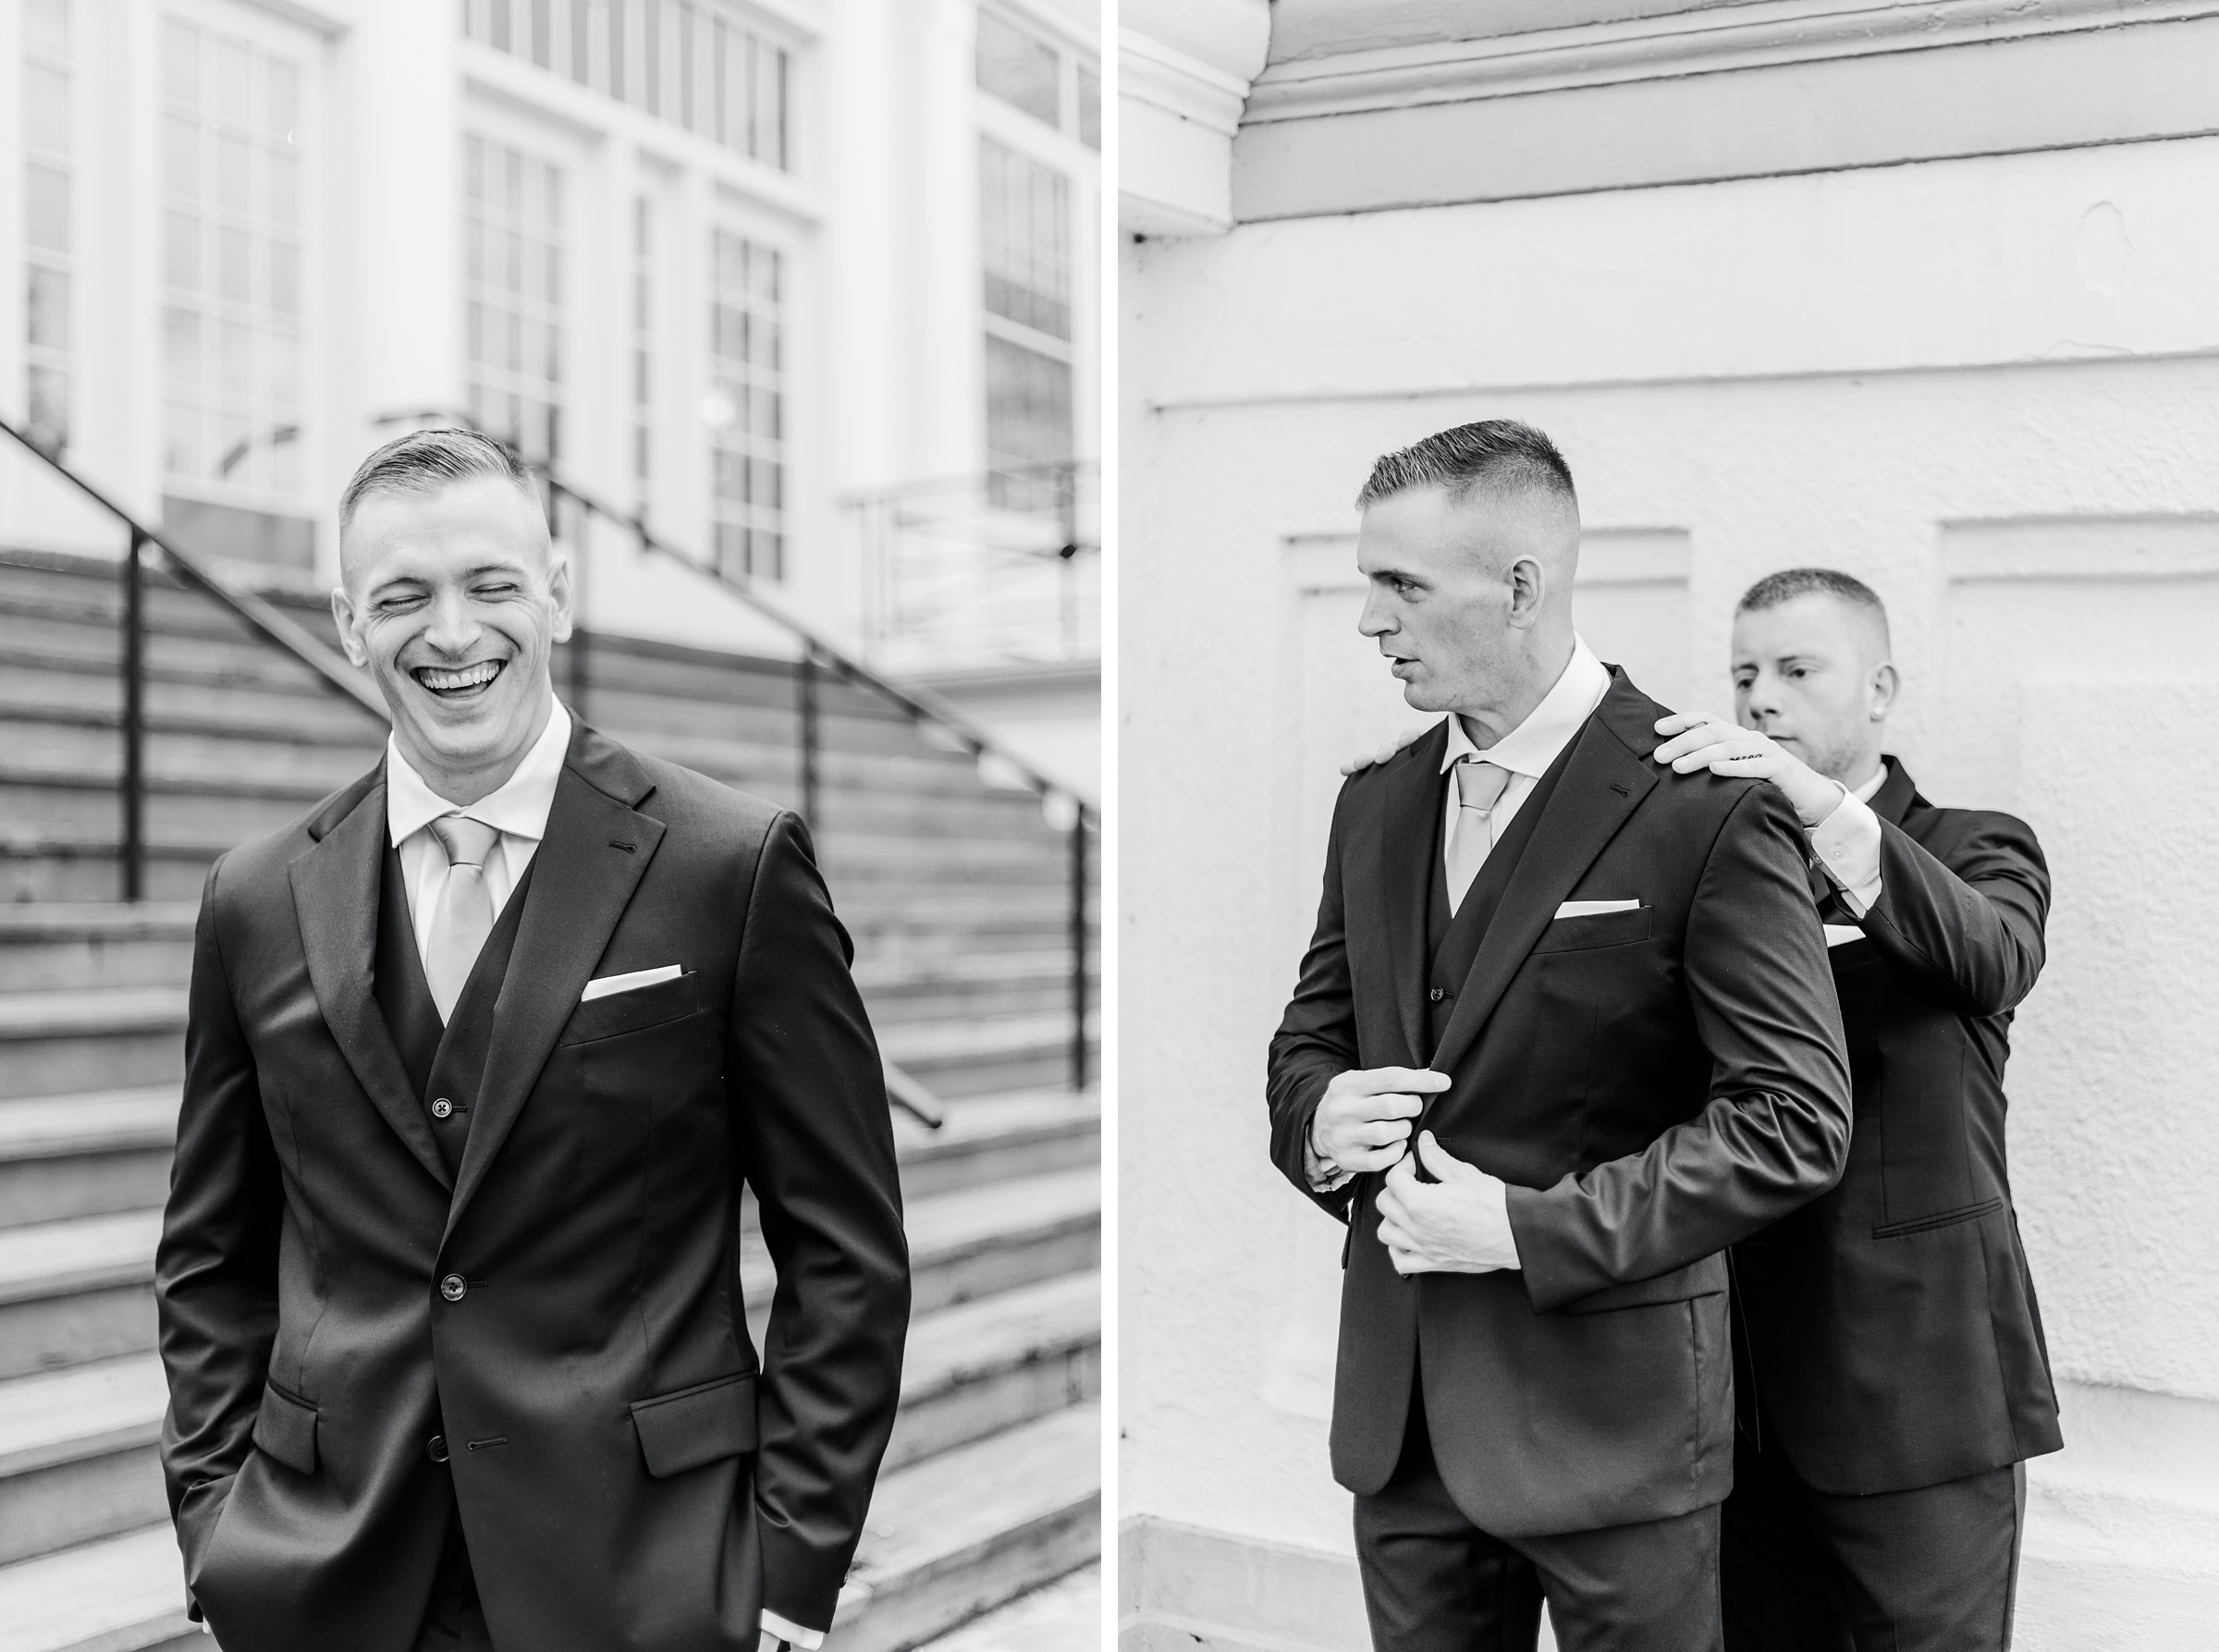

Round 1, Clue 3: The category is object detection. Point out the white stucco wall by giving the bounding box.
[1122,134,2219,1646]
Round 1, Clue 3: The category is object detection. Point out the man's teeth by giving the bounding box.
[419,661,502,691]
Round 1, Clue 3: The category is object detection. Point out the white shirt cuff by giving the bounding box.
[1304,1114,1354,1194]
[1807,787,1884,917]
[761,1609,824,1649]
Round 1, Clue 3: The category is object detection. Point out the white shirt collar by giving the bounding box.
[1849,760,1889,805]
[386,697,572,848]
[1441,636,1613,778]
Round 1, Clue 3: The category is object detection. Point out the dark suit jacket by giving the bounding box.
[1267,670,1853,1538]
[1733,759,2063,1495]
[156,718,911,1652]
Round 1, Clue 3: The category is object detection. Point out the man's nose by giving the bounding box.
[421,589,482,655]
[1357,591,1394,638]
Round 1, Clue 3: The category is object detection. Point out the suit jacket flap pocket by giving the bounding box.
[631,1371,757,1478]
[252,1382,318,1475]
[1532,906,1651,954]
[561,969,700,1046]
[1560,1253,1727,1315]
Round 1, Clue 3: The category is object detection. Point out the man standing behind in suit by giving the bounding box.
[157,430,909,1652]
[1269,421,1853,1652]
[1650,569,2061,1651]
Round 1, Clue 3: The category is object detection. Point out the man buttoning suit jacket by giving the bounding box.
[1269,422,1854,1652]
[1651,569,2060,1652]
[156,430,910,1652]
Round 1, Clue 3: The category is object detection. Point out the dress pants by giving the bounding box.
[1722,1425,2024,1652]
[411,1482,496,1652]
[1353,1391,1722,1652]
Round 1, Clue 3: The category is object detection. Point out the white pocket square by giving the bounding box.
[1553,900,1640,919]
[1823,924,1866,948]
[582,965,683,1002]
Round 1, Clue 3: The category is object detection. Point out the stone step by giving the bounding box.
[743,1167,1099,1321]
[0,1212,160,1381]
[889,1091,1098,1202]
[877,1015,1099,1102]
[0,909,197,996]
[884,1271,1099,1473]
[0,992,187,1103]
[913,1561,1098,1652]
[0,1089,178,1229]
[828,1402,1099,1652]
[0,1523,196,1652]
[0,1358,167,1567]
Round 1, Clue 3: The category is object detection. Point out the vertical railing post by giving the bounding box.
[1070,807,1089,1093]
[797,646,820,826]
[119,531,147,901]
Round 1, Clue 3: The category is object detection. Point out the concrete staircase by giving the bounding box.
[0,547,1099,1652]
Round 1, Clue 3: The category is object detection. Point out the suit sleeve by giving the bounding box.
[1266,792,1362,1220]
[1857,813,2048,1017]
[729,813,912,1635]
[155,854,284,1598]
[1507,783,1854,1313]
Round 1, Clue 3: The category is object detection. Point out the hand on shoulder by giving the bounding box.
[1649,712,1845,827]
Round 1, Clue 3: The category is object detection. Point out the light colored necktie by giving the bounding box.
[1445,758,1513,915]
[424,814,500,1022]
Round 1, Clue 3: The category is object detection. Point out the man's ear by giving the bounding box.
[546,555,576,644]
[330,587,369,668]
[1870,660,1900,722]
[1504,556,1546,628]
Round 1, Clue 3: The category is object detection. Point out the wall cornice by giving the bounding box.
[1245,0,2219,123]
[1121,29,1253,140]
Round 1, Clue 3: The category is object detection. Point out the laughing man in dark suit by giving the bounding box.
[156,430,909,1652]
[1651,569,2061,1651]
[1269,421,1853,1652]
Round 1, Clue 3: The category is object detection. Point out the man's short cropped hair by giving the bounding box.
[339,428,543,534]
[1737,568,1891,650]
[1355,420,1577,511]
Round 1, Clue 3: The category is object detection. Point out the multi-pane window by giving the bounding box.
[979,139,1073,483]
[705,229,785,582]
[161,17,307,499]
[464,135,564,466]
[976,8,1097,151]
[461,0,791,170]
[23,0,73,456]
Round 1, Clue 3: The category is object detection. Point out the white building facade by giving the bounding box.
[1,0,1098,790]
[1122,3,2219,1647]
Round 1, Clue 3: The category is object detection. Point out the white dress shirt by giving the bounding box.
[385,704,821,1652]
[1438,638,1613,913]
[1807,761,1889,917]
[1307,639,1613,1193]
[386,699,571,961]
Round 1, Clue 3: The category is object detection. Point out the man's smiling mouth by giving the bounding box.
[412,659,506,697]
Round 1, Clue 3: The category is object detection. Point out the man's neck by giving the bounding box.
[1825,746,1885,797]
[396,688,555,807]
[1453,634,1574,752]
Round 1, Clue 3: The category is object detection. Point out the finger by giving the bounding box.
[1673,744,1759,773]
[1414,1130,1462,1180]
[1347,1066,1453,1096]
[1358,1117,1415,1147]
[1360,1092,1426,1121]
[1702,752,1774,775]
[1652,712,1709,736]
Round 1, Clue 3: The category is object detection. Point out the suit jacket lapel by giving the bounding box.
[1428,673,1660,1078]
[1872,756,1918,827]
[442,724,665,1242]
[289,766,454,1190]
[1367,723,1449,1067]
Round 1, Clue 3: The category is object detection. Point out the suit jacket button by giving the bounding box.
[427,1435,449,1463]
[1428,987,1446,1003]
[440,1274,467,1303]
[431,1098,453,1120]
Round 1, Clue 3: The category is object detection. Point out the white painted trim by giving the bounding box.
[1120,28,1251,139]
[1244,0,2219,123]
[229,0,352,38]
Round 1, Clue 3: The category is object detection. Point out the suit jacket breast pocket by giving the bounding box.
[1532,906,1652,954]
[558,970,702,1046]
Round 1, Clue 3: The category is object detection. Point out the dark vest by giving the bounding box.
[373,842,536,1181]
[1420,731,1581,1056]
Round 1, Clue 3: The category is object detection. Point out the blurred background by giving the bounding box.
[1120,2,2219,1649]
[0,0,1098,1646]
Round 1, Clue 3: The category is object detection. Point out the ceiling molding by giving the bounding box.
[1244,0,2219,124]
[1121,28,1254,138]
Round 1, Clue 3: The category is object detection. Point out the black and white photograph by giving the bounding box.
[0,2,1098,1648]
[1119,3,2218,1650]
